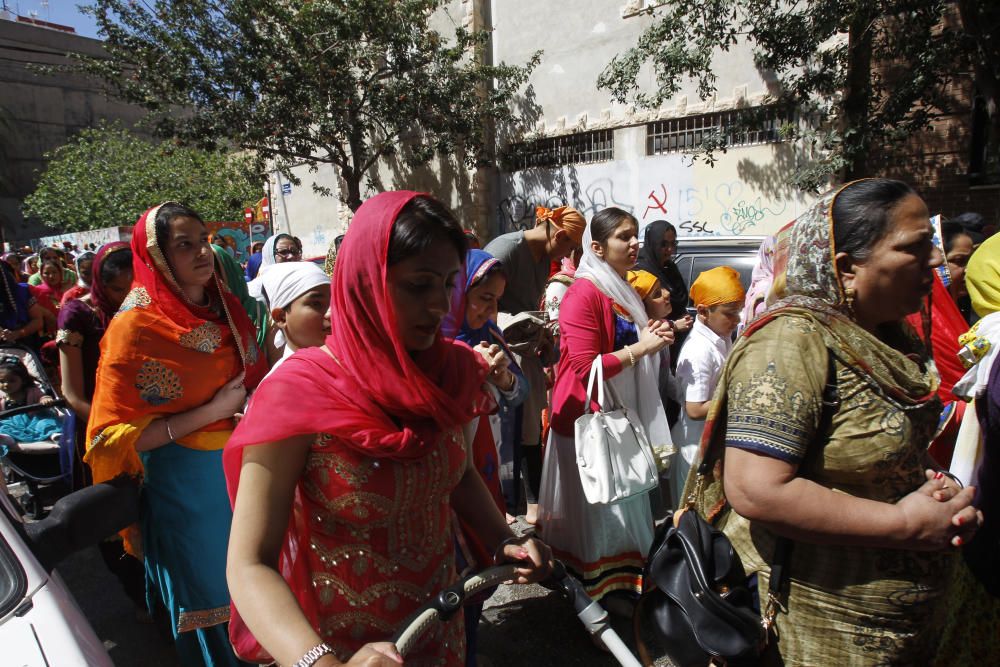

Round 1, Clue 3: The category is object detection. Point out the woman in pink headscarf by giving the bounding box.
[224,192,552,667]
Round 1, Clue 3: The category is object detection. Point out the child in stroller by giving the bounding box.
[0,348,67,516]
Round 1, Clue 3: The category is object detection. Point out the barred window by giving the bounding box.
[503,130,614,171]
[647,107,791,156]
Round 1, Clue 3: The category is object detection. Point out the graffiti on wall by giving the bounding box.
[499,149,810,238]
[498,174,635,233]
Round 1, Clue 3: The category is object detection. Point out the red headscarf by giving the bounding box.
[226,190,490,464]
[89,241,130,327]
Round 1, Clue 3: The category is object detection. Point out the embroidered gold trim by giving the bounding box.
[178,321,223,354]
[135,360,183,406]
[118,287,151,314]
[55,329,83,347]
[176,605,229,633]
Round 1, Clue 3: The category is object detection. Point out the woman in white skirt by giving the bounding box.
[539,207,674,600]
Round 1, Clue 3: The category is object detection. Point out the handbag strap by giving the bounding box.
[583,356,605,415]
[691,350,839,638]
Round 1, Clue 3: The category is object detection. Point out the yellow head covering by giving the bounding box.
[536,206,586,245]
[967,232,1000,318]
[690,266,745,307]
[627,270,661,300]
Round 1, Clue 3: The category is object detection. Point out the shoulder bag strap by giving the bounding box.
[583,356,604,415]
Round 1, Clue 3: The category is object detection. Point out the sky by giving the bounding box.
[6,0,102,39]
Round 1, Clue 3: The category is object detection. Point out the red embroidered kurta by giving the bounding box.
[301,428,467,665]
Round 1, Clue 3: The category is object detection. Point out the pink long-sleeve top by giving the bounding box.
[550,278,626,437]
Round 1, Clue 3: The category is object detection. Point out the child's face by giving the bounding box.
[280,284,331,350]
[0,368,24,396]
[699,301,742,338]
[643,283,672,320]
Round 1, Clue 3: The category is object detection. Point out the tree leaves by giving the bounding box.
[598,0,983,190]
[77,0,539,210]
[22,122,260,232]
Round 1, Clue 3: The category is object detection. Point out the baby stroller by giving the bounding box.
[0,343,70,518]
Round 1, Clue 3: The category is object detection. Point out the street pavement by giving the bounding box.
[54,517,672,665]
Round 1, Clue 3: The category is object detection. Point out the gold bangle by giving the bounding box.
[625,344,636,367]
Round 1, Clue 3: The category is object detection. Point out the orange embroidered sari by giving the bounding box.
[84,204,266,659]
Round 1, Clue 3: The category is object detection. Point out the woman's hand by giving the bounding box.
[637,319,674,356]
[475,342,515,391]
[897,475,981,550]
[342,642,403,665]
[208,370,247,421]
[495,535,553,584]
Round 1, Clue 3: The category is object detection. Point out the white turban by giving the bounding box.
[258,261,330,311]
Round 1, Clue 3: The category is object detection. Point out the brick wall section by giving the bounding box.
[871,17,1000,229]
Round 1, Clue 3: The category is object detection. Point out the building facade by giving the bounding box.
[271,0,818,257]
[0,18,148,244]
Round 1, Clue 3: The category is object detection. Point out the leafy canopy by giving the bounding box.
[80,0,540,210]
[23,122,260,232]
[598,0,988,190]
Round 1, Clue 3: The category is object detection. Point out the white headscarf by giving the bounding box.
[248,233,296,301]
[74,251,96,288]
[575,219,673,457]
[258,261,330,348]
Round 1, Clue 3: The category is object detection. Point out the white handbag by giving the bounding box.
[574,356,659,504]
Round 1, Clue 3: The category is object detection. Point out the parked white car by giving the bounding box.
[0,476,138,666]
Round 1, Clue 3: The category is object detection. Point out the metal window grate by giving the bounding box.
[646,107,790,156]
[503,129,614,171]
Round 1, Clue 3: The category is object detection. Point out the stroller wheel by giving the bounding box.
[19,492,44,520]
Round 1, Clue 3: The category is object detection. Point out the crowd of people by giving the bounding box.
[0,180,997,666]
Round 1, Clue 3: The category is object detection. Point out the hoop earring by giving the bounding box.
[844,287,856,317]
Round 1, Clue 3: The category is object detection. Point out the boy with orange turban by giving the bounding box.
[669,265,745,505]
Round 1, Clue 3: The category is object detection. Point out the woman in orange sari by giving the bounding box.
[86,202,267,666]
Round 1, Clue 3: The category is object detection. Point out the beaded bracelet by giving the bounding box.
[625,344,636,367]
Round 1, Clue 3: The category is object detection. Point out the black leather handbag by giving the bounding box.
[633,353,837,666]
[633,505,788,666]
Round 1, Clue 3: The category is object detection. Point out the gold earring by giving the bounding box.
[844,287,856,316]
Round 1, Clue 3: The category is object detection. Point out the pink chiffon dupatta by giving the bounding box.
[223,190,490,661]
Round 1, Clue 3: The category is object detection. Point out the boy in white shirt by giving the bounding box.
[670,266,745,506]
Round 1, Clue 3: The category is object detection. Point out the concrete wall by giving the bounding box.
[497,127,813,239]
[0,20,149,244]
[260,0,813,248]
[490,0,772,132]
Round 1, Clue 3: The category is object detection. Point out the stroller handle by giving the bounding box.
[0,399,67,420]
[389,558,641,667]
[391,563,520,655]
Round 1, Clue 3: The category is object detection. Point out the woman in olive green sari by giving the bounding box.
[687,179,982,665]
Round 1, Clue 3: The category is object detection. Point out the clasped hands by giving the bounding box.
[902,469,983,550]
[638,318,676,355]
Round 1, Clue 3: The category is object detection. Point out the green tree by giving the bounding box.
[79,0,539,211]
[23,122,260,232]
[598,1,1000,190]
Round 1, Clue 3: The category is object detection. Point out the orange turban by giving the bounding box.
[690,266,745,307]
[627,270,660,300]
[536,206,585,245]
